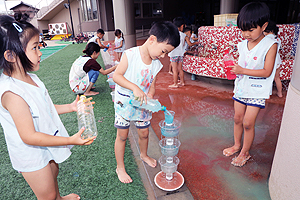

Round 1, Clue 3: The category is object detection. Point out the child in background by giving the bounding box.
[168,17,197,88]
[264,20,283,97]
[69,42,117,96]
[39,33,47,48]
[191,26,198,42]
[88,28,108,49]
[0,15,95,199]
[168,26,198,73]
[222,2,278,167]
[113,21,180,183]
[113,29,125,62]
[183,26,199,55]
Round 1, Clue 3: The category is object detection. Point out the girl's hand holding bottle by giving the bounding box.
[70,127,96,145]
[228,63,244,75]
[70,95,80,112]
[71,95,95,112]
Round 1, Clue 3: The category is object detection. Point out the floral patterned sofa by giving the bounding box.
[182,25,298,80]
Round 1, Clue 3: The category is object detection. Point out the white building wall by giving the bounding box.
[49,1,80,36]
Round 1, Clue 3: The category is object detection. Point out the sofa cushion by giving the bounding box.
[183,24,297,80]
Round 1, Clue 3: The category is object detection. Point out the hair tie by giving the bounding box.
[12,22,23,33]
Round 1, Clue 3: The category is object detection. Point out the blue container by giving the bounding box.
[159,119,181,138]
[164,110,175,125]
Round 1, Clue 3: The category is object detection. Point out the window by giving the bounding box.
[134,0,163,18]
[135,3,141,17]
[80,0,98,22]
[91,0,98,20]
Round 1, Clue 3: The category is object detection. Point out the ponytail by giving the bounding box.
[83,42,100,56]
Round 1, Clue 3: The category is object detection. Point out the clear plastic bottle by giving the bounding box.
[129,97,166,113]
[77,95,98,139]
[103,43,110,52]
[223,50,236,80]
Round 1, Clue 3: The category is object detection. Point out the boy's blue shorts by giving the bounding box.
[233,95,265,109]
[114,113,151,129]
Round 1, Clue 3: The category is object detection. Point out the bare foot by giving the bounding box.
[277,92,283,98]
[140,155,157,168]
[84,91,99,96]
[61,193,80,199]
[168,84,178,88]
[178,82,185,86]
[231,153,251,167]
[116,168,132,183]
[223,146,240,156]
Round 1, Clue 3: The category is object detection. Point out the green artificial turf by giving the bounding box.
[0,43,147,199]
[40,45,67,61]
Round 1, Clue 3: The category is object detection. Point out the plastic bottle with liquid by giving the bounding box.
[129,97,166,113]
[223,50,236,80]
[77,95,98,139]
[103,43,110,52]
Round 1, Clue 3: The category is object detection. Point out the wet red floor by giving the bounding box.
[151,56,286,199]
[107,39,286,199]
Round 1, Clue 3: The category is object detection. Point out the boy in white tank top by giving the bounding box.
[113,21,180,183]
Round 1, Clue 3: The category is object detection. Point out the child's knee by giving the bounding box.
[117,134,127,142]
[116,131,128,142]
[138,129,149,139]
[243,121,255,130]
[234,115,243,124]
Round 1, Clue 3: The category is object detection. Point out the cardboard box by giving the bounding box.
[214,14,238,26]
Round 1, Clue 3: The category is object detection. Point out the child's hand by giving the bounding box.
[229,63,243,75]
[70,95,95,112]
[70,127,96,145]
[147,93,154,99]
[133,87,147,105]
[70,95,80,112]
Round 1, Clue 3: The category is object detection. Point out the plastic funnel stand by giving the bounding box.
[159,119,181,138]
[154,171,184,191]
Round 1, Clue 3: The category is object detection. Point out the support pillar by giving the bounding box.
[269,37,300,199]
[220,0,236,14]
[112,0,136,49]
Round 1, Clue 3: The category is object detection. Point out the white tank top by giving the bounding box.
[168,31,187,57]
[265,34,282,69]
[234,36,277,98]
[0,73,72,172]
[114,46,163,120]
[88,35,104,46]
[69,56,91,94]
